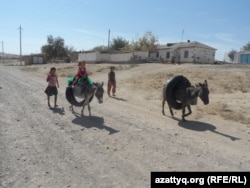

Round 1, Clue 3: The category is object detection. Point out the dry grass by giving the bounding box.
[19,62,250,124]
[195,102,250,124]
[124,65,250,94]
[122,63,250,124]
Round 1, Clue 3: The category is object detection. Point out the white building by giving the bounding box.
[78,41,216,64]
[157,40,217,64]
[78,51,149,63]
[233,50,250,64]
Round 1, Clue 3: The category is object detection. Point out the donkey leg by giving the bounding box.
[162,100,166,115]
[82,96,91,117]
[69,105,74,112]
[87,103,91,117]
[81,105,85,116]
[182,106,186,121]
[167,102,174,116]
[187,105,192,116]
[182,105,192,121]
[81,102,87,116]
[86,96,91,117]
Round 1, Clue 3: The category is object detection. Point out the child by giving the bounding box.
[44,67,59,108]
[72,61,87,88]
[107,66,116,96]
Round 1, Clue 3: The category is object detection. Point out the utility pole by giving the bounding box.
[1,41,4,64]
[181,29,184,42]
[108,29,110,52]
[19,25,23,65]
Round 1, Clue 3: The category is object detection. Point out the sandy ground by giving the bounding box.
[0,61,250,188]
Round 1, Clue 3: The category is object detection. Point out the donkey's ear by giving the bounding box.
[101,81,104,86]
[204,80,208,86]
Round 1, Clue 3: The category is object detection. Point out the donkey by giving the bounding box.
[162,80,209,121]
[71,82,104,117]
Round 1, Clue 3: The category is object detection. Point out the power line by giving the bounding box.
[181,29,184,42]
[108,29,110,52]
[18,25,23,65]
[1,41,4,64]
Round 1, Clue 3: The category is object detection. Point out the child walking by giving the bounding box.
[107,66,116,96]
[45,67,59,108]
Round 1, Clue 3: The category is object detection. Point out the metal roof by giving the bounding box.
[158,41,217,50]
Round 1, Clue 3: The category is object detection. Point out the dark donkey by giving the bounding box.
[162,76,209,121]
[79,82,104,116]
[66,81,104,117]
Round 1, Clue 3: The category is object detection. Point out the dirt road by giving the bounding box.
[0,63,250,188]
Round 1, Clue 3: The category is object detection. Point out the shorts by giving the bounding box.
[45,86,58,96]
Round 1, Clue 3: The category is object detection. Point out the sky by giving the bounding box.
[1,0,249,60]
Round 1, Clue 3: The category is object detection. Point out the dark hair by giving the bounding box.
[50,67,56,73]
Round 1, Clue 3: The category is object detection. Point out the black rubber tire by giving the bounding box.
[65,86,94,107]
[165,75,191,110]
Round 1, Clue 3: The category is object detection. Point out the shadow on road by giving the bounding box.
[72,112,119,135]
[110,96,127,101]
[49,107,65,115]
[170,116,240,141]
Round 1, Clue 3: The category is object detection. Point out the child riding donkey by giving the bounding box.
[72,61,88,88]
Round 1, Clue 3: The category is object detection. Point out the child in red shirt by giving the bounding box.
[44,67,59,108]
[72,61,87,88]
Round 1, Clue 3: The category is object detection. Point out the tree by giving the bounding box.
[129,39,141,51]
[130,31,158,52]
[110,37,129,51]
[64,45,76,55]
[41,35,53,59]
[65,45,77,62]
[227,49,237,62]
[243,42,250,51]
[41,35,67,61]
[92,45,108,51]
[53,36,66,58]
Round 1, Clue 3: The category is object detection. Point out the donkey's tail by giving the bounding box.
[165,75,191,110]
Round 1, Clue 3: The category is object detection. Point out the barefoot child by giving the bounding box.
[45,67,59,107]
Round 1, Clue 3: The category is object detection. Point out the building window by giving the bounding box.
[166,52,170,59]
[156,52,159,58]
[184,50,189,58]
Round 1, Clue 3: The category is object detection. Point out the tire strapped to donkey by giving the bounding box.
[66,76,104,116]
[66,76,94,107]
[165,75,191,110]
[162,75,209,121]
[65,86,93,107]
[65,77,94,107]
